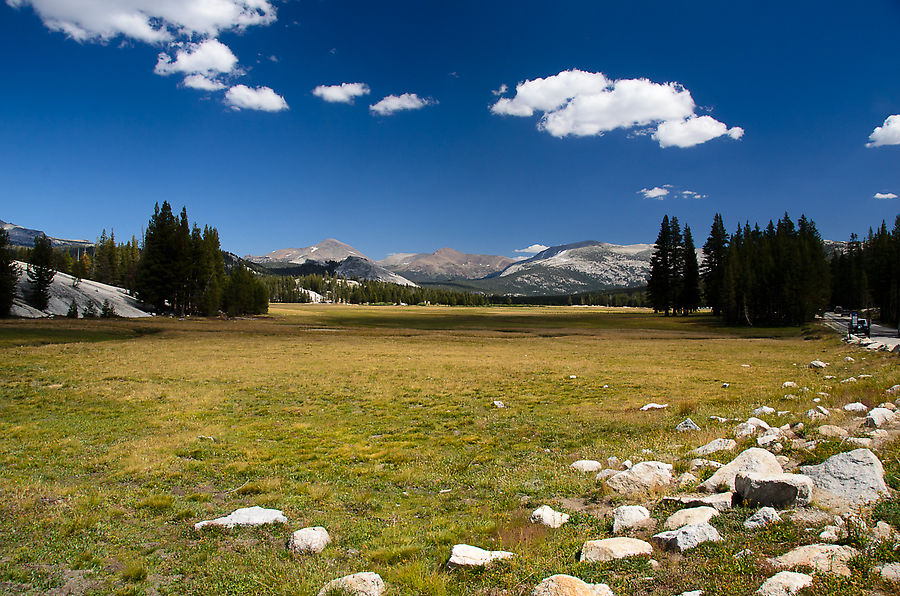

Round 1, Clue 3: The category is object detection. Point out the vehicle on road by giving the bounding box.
[848,311,871,338]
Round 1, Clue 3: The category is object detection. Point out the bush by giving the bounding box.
[66,299,79,318]
[100,299,117,318]
[82,302,98,318]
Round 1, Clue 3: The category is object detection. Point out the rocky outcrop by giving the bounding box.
[734,473,813,508]
[799,448,888,505]
[579,538,652,562]
[699,448,782,492]
[194,506,287,530]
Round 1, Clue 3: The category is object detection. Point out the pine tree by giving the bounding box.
[135,202,179,313]
[702,213,728,315]
[27,234,55,311]
[679,225,701,314]
[66,299,79,318]
[0,228,19,317]
[648,215,674,315]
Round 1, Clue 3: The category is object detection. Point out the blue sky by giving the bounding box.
[1,0,899,259]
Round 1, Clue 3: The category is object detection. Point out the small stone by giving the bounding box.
[782,381,799,388]
[194,506,287,530]
[878,402,898,411]
[805,409,825,420]
[579,537,652,562]
[753,406,776,416]
[640,402,668,411]
[734,417,771,439]
[532,575,614,596]
[817,425,848,439]
[812,398,821,403]
[756,571,813,596]
[874,520,895,542]
[722,382,730,388]
[676,418,701,432]
[448,544,514,567]
[678,472,698,488]
[607,456,621,469]
[818,526,840,542]
[677,592,703,596]
[493,400,506,408]
[530,505,569,529]
[886,384,900,395]
[664,506,718,530]
[652,523,722,552]
[809,360,827,369]
[690,438,737,457]
[317,573,384,596]
[881,563,900,583]
[569,375,577,379]
[771,544,858,577]
[288,527,331,554]
[611,505,651,534]
[843,402,868,413]
[735,473,813,508]
[744,507,781,529]
[844,356,855,362]
[841,377,857,383]
[571,460,604,473]
[689,458,725,472]
[621,459,633,469]
[595,469,617,480]
[846,437,874,448]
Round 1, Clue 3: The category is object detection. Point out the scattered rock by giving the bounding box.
[579,537,652,562]
[841,377,857,384]
[530,505,569,529]
[652,523,722,552]
[744,507,781,529]
[664,506,718,530]
[607,456,621,469]
[317,572,384,596]
[878,402,898,411]
[676,418,701,432]
[621,459,633,469]
[846,437,874,448]
[612,505,651,534]
[756,571,812,596]
[843,402,868,413]
[881,563,900,583]
[782,382,799,388]
[805,409,826,420]
[722,382,730,388]
[699,448,783,493]
[844,356,855,362]
[771,544,858,577]
[448,544,514,567]
[678,472,698,488]
[735,473,812,508]
[571,460,604,473]
[691,439,737,457]
[690,458,725,472]
[817,425,848,439]
[808,360,826,369]
[677,592,703,596]
[595,469,618,481]
[800,448,889,505]
[606,461,673,495]
[532,575,614,596]
[288,527,331,554]
[663,492,734,512]
[493,400,506,408]
[887,384,900,395]
[640,402,669,411]
[194,506,287,530]
[752,406,776,416]
[734,417,771,439]
[818,526,841,542]
[874,520,896,542]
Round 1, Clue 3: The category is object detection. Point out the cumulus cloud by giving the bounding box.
[225,85,288,112]
[490,69,742,148]
[515,244,549,254]
[369,93,436,116]
[183,74,226,91]
[312,82,371,104]
[874,192,898,200]
[155,39,238,76]
[639,187,670,199]
[867,115,900,147]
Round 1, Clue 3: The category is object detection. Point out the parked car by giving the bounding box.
[848,317,870,338]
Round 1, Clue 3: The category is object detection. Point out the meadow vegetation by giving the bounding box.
[0,305,898,595]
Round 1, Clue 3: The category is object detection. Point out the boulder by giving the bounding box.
[881,563,900,583]
[809,360,827,369]
[317,572,384,596]
[805,409,826,420]
[532,574,614,596]
[887,384,900,395]
[771,544,858,577]
[817,425,848,439]
[579,537,652,562]
[448,544,513,567]
[690,458,725,472]
[690,438,736,457]
[288,527,331,554]
[818,526,841,542]
[800,448,888,505]
[194,506,287,530]
[846,437,874,448]
[640,402,668,411]
[752,406,776,416]
[605,461,673,495]
[734,417,771,439]
[663,506,718,530]
[866,408,896,427]
[756,571,812,596]
[699,448,783,493]
[571,460,604,473]
[611,505,651,534]
[652,523,722,552]
[595,469,618,481]
[530,505,569,529]
[735,473,813,508]
[878,402,898,411]
[782,381,799,388]
[676,418,701,432]
[744,507,781,529]
[678,472,698,488]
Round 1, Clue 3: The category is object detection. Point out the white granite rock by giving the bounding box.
[752,406,776,416]
[756,571,812,596]
[612,505,651,534]
[734,417,771,439]
[448,544,514,567]
[690,438,736,458]
[771,544,858,577]
[579,537,652,562]
[606,461,673,495]
[664,506,718,530]
[194,506,287,530]
[289,527,331,554]
[690,458,725,472]
[800,448,889,505]
[652,523,722,552]
[317,572,384,596]
[571,460,604,473]
[493,400,506,408]
[530,505,569,529]
[640,402,669,411]
[782,381,799,389]
[699,448,783,493]
[676,418,701,432]
[881,563,900,583]
[843,402,868,413]
[744,507,781,529]
[532,575,614,596]
[809,360,827,369]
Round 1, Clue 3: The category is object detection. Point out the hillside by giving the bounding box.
[1,219,93,249]
[378,248,515,282]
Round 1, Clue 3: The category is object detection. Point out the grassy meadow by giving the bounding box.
[1,305,898,595]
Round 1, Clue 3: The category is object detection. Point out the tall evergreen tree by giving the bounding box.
[702,213,728,315]
[0,228,19,317]
[679,226,701,314]
[648,215,673,315]
[27,234,55,311]
[136,202,180,312]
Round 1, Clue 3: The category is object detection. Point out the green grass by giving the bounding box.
[0,305,897,595]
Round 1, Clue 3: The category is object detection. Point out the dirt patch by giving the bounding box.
[555,497,614,518]
[494,509,550,549]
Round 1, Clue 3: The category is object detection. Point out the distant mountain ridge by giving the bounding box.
[378,247,516,282]
[1,219,93,249]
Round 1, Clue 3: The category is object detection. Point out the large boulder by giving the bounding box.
[448,544,513,567]
[652,523,722,552]
[843,402,868,413]
[663,506,718,530]
[734,418,771,440]
[611,505,651,534]
[771,544,858,577]
[799,448,888,505]
[579,537,652,562]
[530,505,569,529]
[532,575,614,596]
[605,461,673,495]
[865,408,896,428]
[690,438,737,457]
[734,473,813,508]
[194,506,287,530]
[317,572,384,596]
[288,527,331,554]
[756,571,812,596]
[699,448,782,493]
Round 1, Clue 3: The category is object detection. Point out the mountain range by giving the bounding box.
[1,219,93,249]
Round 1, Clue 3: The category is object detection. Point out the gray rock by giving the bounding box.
[866,407,896,427]
[448,544,514,567]
[690,458,725,472]
[532,574,614,596]
[530,505,569,529]
[652,523,722,552]
[288,527,331,554]
[317,572,384,596]
[817,425,848,439]
[843,402,868,413]
[690,438,736,457]
[678,472,698,488]
[611,505,651,534]
[664,506,718,530]
[606,461,673,495]
[699,448,783,493]
[846,437,874,448]
[735,473,813,508]
[664,492,734,511]
[734,417,771,439]
[580,537,652,562]
[194,506,287,530]
[771,544,858,577]
[800,448,888,505]
[881,563,900,583]
[756,571,812,596]
[595,469,618,481]
[571,460,604,473]
[809,360,827,369]
[676,418,701,432]
[744,507,781,529]
[640,402,669,411]
[753,406,776,416]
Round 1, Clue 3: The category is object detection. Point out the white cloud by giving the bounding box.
[7,0,277,42]
[867,115,900,147]
[681,190,707,199]
[490,69,742,148]
[874,192,898,200]
[155,39,238,76]
[183,74,226,91]
[515,244,549,254]
[312,82,371,104]
[369,93,436,116]
[492,83,508,96]
[225,85,288,112]
[639,187,670,199]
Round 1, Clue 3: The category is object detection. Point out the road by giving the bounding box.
[822,311,900,350]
